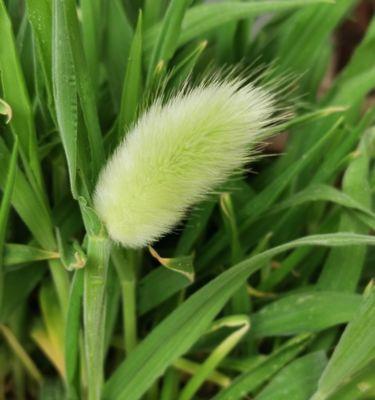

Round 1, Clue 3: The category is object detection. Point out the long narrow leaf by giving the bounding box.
[104,233,375,400]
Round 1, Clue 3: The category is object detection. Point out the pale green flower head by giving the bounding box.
[94,78,275,248]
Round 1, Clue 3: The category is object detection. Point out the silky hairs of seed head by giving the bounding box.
[94,78,275,248]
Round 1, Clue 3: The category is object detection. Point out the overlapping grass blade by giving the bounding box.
[147,0,191,85]
[311,284,375,400]
[104,0,133,108]
[214,334,313,400]
[265,184,375,228]
[0,138,18,314]
[0,138,55,250]
[178,316,250,400]
[104,233,375,400]
[0,0,42,187]
[60,0,104,182]
[25,0,54,114]
[2,264,45,321]
[0,324,43,384]
[318,131,372,291]
[52,0,78,198]
[144,0,333,54]
[256,352,327,400]
[64,269,83,399]
[276,0,356,90]
[80,0,102,96]
[251,291,361,337]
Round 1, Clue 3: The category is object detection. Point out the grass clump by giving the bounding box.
[0,1,374,400]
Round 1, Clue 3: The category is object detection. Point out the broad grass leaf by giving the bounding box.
[318,131,372,291]
[214,334,313,400]
[311,284,375,400]
[52,0,78,197]
[3,244,58,267]
[104,233,375,400]
[256,352,327,400]
[251,291,361,337]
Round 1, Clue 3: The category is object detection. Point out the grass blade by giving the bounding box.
[311,284,375,400]
[64,269,84,399]
[0,138,18,315]
[256,352,327,400]
[104,233,375,400]
[3,244,58,267]
[52,0,78,197]
[0,138,55,250]
[178,315,250,400]
[117,12,143,141]
[251,291,361,337]
[147,0,192,85]
[214,334,313,400]
[0,324,43,385]
[62,0,104,182]
[0,0,42,187]
[26,0,54,114]
[144,0,332,54]
[318,131,372,291]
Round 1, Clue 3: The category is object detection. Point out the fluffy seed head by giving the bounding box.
[94,79,275,248]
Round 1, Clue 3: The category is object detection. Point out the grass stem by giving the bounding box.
[83,233,111,400]
[112,247,139,354]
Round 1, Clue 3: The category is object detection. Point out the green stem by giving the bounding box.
[112,247,138,354]
[122,278,137,353]
[160,368,180,400]
[178,316,249,400]
[83,233,111,400]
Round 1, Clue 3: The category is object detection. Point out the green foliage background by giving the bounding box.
[0,0,374,399]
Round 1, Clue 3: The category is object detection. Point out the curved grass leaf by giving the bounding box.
[266,184,375,227]
[3,244,58,267]
[311,284,375,400]
[251,291,362,337]
[104,233,375,400]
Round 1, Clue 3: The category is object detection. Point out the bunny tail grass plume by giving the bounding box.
[94,78,277,248]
